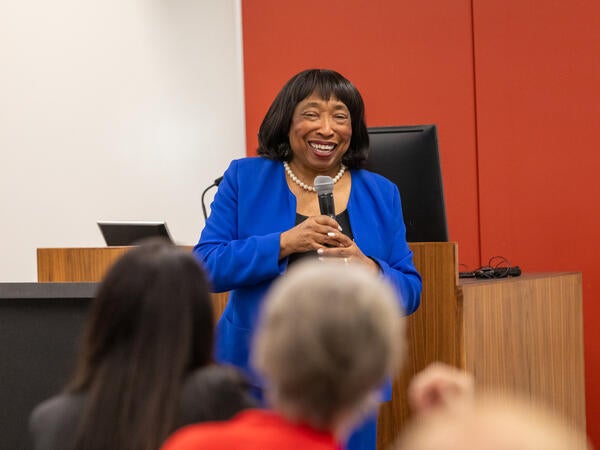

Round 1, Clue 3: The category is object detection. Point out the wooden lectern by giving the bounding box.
[37,243,586,449]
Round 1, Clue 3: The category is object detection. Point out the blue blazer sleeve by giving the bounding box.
[370,184,422,315]
[193,159,288,293]
[349,171,422,315]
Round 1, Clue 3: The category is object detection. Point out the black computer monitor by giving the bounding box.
[364,125,448,242]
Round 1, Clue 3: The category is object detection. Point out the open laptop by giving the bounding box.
[97,221,174,246]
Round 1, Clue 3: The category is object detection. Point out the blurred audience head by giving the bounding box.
[177,364,256,427]
[407,362,475,417]
[396,391,590,450]
[252,259,406,437]
[68,238,214,450]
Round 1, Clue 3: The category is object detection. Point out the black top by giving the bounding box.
[29,365,255,450]
[288,209,354,266]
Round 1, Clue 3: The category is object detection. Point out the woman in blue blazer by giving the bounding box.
[194,69,422,450]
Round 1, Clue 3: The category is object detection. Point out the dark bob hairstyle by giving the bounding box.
[257,69,370,169]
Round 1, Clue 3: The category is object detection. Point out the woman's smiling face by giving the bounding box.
[288,92,352,175]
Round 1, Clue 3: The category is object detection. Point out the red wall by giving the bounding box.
[242,0,599,444]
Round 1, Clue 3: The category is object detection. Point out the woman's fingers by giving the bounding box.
[317,240,361,262]
[312,215,343,231]
[281,215,351,257]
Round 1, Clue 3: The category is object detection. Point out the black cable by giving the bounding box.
[487,255,510,278]
[458,263,477,278]
[459,255,521,279]
[201,176,224,220]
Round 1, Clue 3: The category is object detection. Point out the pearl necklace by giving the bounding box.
[283,161,346,192]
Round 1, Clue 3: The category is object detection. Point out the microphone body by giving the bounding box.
[314,175,335,218]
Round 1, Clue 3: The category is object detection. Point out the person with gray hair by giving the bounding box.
[161,259,406,450]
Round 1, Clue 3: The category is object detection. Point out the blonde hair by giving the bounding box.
[396,394,590,450]
[252,260,406,430]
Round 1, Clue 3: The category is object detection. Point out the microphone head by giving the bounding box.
[314,175,334,195]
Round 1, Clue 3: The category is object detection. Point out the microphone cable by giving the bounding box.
[201,176,223,220]
[459,256,521,279]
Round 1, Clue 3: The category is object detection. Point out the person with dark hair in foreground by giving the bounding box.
[161,260,406,450]
[177,364,255,427]
[29,239,254,450]
[194,68,422,450]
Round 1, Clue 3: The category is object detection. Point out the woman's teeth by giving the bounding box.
[310,142,335,153]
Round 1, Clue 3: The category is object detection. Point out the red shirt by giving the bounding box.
[161,409,343,450]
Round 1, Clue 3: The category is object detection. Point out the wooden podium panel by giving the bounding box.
[38,247,130,282]
[37,246,229,321]
[37,244,586,448]
[377,242,461,447]
[460,273,586,430]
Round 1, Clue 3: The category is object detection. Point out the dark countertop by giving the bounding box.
[0,282,98,299]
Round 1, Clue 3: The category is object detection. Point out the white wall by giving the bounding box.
[0,0,245,281]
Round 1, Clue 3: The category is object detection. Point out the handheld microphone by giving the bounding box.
[314,175,335,218]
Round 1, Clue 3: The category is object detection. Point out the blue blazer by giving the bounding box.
[194,157,422,398]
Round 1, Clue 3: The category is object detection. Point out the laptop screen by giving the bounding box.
[97,221,173,246]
